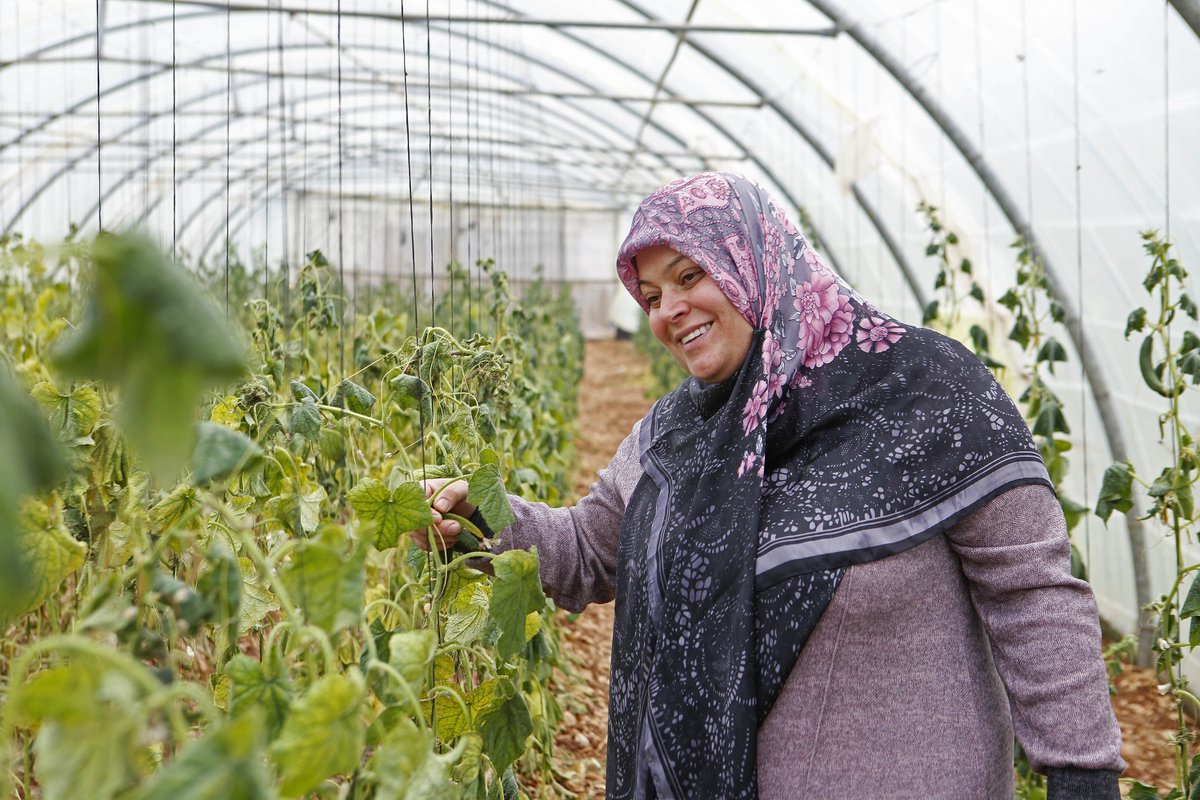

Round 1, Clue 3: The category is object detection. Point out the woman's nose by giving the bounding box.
[660,289,688,319]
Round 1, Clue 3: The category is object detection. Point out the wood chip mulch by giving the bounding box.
[546,339,1186,798]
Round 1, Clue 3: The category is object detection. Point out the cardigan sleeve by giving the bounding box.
[489,420,643,612]
[947,483,1126,784]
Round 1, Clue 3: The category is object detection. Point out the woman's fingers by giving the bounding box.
[410,478,472,551]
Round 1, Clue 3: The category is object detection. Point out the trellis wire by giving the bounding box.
[1072,0,1093,564]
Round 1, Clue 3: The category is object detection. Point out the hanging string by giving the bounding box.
[171,0,178,257]
[399,0,426,454]
[465,5,474,336]
[95,0,103,231]
[935,2,945,211]
[447,0,455,316]
[63,0,74,225]
[1019,0,1033,230]
[140,6,150,215]
[1071,0,1093,572]
[1163,0,1171,242]
[265,3,272,300]
[277,1,290,323]
[426,0,436,330]
[337,0,346,379]
[973,0,994,346]
[225,2,232,314]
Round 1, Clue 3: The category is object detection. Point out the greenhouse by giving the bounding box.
[1,0,1198,796]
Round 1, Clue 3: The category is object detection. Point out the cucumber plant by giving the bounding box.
[0,230,583,800]
[1096,231,1198,799]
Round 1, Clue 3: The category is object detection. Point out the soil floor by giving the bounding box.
[548,339,1189,797]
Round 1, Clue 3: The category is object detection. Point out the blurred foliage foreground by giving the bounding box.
[0,230,585,800]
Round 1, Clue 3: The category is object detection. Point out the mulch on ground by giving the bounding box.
[548,339,1187,798]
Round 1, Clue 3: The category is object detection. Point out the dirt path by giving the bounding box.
[549,340,1183,797]
[549,339,656,798]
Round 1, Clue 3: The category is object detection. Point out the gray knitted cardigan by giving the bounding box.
[491,421,1125,799]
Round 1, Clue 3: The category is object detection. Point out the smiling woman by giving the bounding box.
[420,172,1124,800]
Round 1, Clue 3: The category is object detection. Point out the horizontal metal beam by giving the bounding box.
[127,1,840,36]
[14,55,761,108]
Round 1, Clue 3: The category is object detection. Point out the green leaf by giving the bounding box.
[191,422,262,485]
[334,379,377,414]
[1095,461,1135,523]
[1009,315,1031,350]
[921,299,940,325]
[50,232,247,481]
[281,526,366,636]
[1031,397,1070,438]
[968,324,990,354]
[1036,337,1068,373]
[1181,575,1200,620]
[489,548,545,659]
[1181,293,1198,321]
[226,654,293,740]
[1127,782,1164,800]
[21,663,142,800]
[348,478,434,550]
[129,714,272,800]
[479,676,532,775]
[968,283,984,303]
[0,369,68,618]
[10,500,88,616]
[30,382,101,443]
[391,374,432,422]
[468,464,515,533]
[1048,300,1066,323]
[270,672,365,798]
[1124,308,1148,339]
[1058,494,1089,533]
[368,717,456,800]
[289,400,322,442]
[1179,350,1200,385]
[997,289,1021,313]
[387,629,437,694]
[289,380,319,404]
[151,571,214,633]
[1182,330,1200,355]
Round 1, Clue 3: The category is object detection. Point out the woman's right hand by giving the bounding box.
[409,478,478,552]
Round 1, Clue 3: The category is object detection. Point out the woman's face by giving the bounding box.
[636,245,754,384]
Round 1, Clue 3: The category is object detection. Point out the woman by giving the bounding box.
[417,173,1124,799]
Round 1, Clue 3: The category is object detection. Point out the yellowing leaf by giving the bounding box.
[13,499,87,616]
[270,672,365,797]
[281,526,366,636]
[237,557,279,634]
[151,483,202,532]
[347,478,433,550]
[445,583,490,647]
[31,381,101,443]
[209,395,245,428]
[387,629,437,694]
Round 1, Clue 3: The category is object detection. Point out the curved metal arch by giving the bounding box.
[6,36,695,235]
[67,81,663,237]
[803,0,1150,658]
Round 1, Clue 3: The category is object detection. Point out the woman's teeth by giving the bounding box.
[681,323,712,344]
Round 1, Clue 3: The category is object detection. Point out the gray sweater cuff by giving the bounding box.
[1046,767,1120,799]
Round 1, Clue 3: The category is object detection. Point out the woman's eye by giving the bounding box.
[645,294,661,307]
[681,270,703,286]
